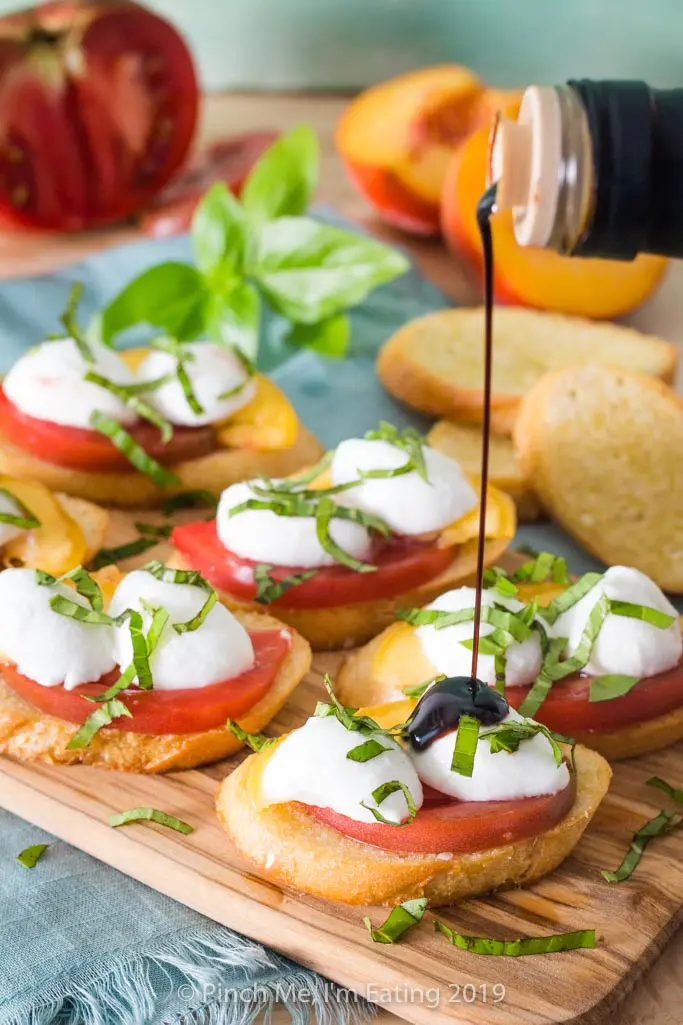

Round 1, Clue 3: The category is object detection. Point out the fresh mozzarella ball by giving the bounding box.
[0,568,116,689]
[108,569,255,691]
[260,714,423,824]
[552,565,682,678]
[3,338,136,429]
[416,586,544,688]
[412,708,569,801]
[216,480,373,569]
[331,438,477,535]
[137,342,257,427]
[0,491,28,546]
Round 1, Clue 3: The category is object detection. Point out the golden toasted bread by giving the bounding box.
[169,534,512,651]
[0,425,324,509]
[0,610,311,773]
[427,419,541,521]
[377,308,677,435]
[217,742,610,906]
[514,364,683,592]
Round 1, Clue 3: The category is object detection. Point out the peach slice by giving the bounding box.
[336,66,517,236]
[441,123,668,319]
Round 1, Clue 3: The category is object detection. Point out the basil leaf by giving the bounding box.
[647,776,683,803]
[225,718,279,752]
[89,411,180,489]
[252,217,409,324]
[16,843,49,869]
[108,807,193,834]
[435,920,596,956]
[346,738,391,763]
[360,780,417,826]
[253,563,317,604]
[602,809,681,883]
[101,263,206,344]
[241,124,318,224]
[192,182,246,277]
[589,674,641,703]
[364,898,428,943]
[66,697,132,749]
[285,313,350,358]
[207,281,261,360]
[451,715,480,776]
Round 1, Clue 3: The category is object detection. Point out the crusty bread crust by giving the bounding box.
[0,610,311,773]
[170,536,511,650]
[0,425,324,508]
[377,308,677,435]
[217,743,611,906]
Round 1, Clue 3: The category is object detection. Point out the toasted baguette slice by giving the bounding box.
[0,610,311,773]
[169,534,511,651]
[514,364,683,592]
[377,308,677,435]
[427,419,541,522]
[0,425,324,509]
[217,742,611,906]
[54,493,109,563]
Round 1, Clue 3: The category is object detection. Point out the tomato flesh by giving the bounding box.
[171,519,456,608]
[0,386,215,471]
[0,1,198,230]
[306,773,576,854]
[507,663,683,734]
[3,629,289,735]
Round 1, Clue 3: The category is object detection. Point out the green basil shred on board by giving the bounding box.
[364,898,428,943]
[602,775,683,883]
[435,920,596,956]
[108,807,194,834]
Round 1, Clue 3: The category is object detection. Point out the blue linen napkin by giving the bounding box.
[0,211,606,1025]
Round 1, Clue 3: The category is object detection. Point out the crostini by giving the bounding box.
[0,474,107,575]
[337,554,683,761]
[169,423,516,649]
[218,676,611,905]
[0,562,310,772]
[0,331,323,508]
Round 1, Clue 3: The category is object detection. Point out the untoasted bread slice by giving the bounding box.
[427,419,541,521]
[0,610,311,773]
[0,425,324,509]
[377,308,677,435]
[217,742,611,906]
[514,364,683,592]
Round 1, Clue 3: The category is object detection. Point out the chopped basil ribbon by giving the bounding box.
[89,411,180,489]
[253,563,317,604]
[60,282,94,364]
[36,566,104,612]
[365,422,429,482]
[480,720,569,768]
[162,490,218,515]
[16,843,50,869]
[400,604,535,644]
[609,600,675,629]
[602,809,681,883]
[174,588,217,634]
[314,495,376,572]
[176,359,204,415]
[589,674,640,703]
[485,553,570,592]
[315,674,410,740]
[647,776,683,804]
[451,715,480,776]
[48,594,114,625]
[85,370,173,444]
[225,718,279,752]
[539,572,603,626]
[91,536,160,569]
[364,898,428,943]
[360,780,417,826]
[88,662,137,704]
[0,487,41,529]
[142,560,217,634]
[217,377,250,401]
[134,521,173,540]
[66,698,132,749]
[435,920,597,956]
[264,451,333,493]
[145,605,170,656]
[128,609,153,690]
[347,738,392,762]
[402,675,446,700]
[108,807,194,834]
[151,336,197,362]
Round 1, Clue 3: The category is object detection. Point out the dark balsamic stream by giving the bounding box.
[408,183,507,752]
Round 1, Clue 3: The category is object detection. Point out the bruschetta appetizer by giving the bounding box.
[0,562,310,772]
[169,423,516,649]
[0,328,322,508]
[218,676,610,905]
[337,554,683,761]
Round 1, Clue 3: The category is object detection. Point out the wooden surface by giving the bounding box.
[2,91,683,1023]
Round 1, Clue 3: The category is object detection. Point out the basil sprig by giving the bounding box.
[435,920,596,956]
[364,898,428,944]
[98,127,408,361]
[0,487,41,529]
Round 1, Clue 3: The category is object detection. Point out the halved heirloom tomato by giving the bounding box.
[2,629,290,735]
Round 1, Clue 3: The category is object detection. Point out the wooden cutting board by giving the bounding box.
[2,515,683,1025]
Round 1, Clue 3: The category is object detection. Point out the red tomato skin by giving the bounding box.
[0,1,199,230]
[2,629,290,734]
[306,771,576,855]
[171,519,457,609]
[507,663,683,734]
[0,386,215,471]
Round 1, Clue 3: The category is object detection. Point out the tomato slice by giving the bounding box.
[507,663,683,734]
[171,520,456,608]
[2,629,289,735]
[306,773,576,854]
[0,386,215,471]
